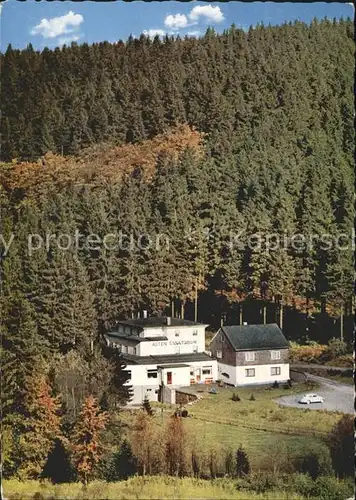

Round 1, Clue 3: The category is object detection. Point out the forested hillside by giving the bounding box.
[0,20,354,448]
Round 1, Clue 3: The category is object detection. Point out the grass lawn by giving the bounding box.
[122,383,341,472]
[3,477,305,499]
[187,383,342,435]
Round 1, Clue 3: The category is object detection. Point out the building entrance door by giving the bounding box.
[167,371,172,385]
[196,368,201,382]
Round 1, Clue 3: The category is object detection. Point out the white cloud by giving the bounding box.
[0,0,6,16]
[31,11,84,39]
[186,30,202,38]
[189,5,225,24]
[347,2,354,8]
[164,13,189,30]
[57,34,81,47]
[143,29,167,39]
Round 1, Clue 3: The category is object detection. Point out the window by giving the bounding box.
[190,371,194,376]
[202,367,211,375]
[245,368,255,377]
[245,352,255,362]
[271,351,281,360]
[147,369,158,379]
[216,350,222,359]
[193,329,198,336]
[133,347,137,355]
[221,372,230,378]
[271,367,281,376]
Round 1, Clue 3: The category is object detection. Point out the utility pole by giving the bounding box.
[171,300,174,318]
[279,303,283,330]
[263,305,267,325]
[239,304,243,325]
[340,308,344,342]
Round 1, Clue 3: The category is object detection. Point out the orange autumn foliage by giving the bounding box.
[71,395,109,484]
[0,124,204,198]
[18,373,62,478]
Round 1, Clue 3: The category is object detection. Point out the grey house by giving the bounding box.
[209,323,290,386]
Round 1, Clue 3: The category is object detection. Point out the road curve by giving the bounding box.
[276,374,354,414]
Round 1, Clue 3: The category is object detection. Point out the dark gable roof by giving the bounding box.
[221,324,288,351]
[116,316,205,328]
[122,352,213,366]
[105,332,168,343]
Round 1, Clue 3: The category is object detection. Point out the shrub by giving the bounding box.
[295,447,332,480]
[243,472,284,494]
[235,446,250,477]
[249,394,255,401]
[272,381,279,389]
[224,450,235,477]
[231,393,240,402]
[289,343,329,363]
[142,396,154,416]
[327,354,353,367]
[292,473,315,497]
[327,414,354,477]
[327,338,348,358]
[312,475,354,500]
[191,451,201,478]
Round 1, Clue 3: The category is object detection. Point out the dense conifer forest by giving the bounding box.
[0,20,354,478]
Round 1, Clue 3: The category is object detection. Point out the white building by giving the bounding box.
[209,323,290,386]
[105,314,217,404]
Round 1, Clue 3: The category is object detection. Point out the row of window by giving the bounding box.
[174,330,199,337]
[125,366,213,381]
[216,350,281,361]
[247,350,281,361]
[245,366,281,377]
[115,344,137,355]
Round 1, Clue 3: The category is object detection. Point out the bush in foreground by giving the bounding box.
[3,474,354,499]
[327,414,354,477]
[295,446,332,480]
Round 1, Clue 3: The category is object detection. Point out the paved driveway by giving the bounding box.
[277,374,354,414]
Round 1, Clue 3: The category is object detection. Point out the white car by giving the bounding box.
[299,393,324,405]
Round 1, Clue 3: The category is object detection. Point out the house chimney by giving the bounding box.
[166,316,171,326]
[143,310,148,319]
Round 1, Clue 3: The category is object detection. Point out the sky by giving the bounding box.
[1,1,354,51]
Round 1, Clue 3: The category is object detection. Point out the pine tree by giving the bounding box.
[105,440,138,481]
[235,446,250,477]
[41,438,76,483]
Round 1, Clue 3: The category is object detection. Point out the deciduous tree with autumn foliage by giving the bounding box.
[15,371,62,478]
[70,395,109,484]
